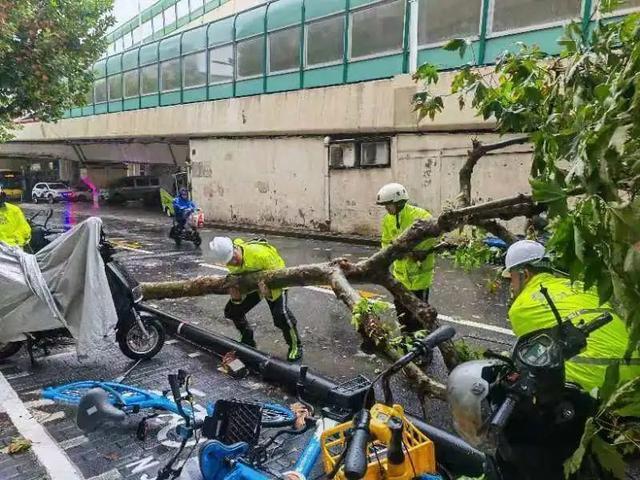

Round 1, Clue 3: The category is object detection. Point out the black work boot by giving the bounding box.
[239,330,256,348]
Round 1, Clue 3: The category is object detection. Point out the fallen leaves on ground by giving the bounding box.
[1,437,32,455]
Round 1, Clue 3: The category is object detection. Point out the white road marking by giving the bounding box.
[187,351,203,358]
[88,469,123,480]
[115,244,154,254]
[59,435,89,450]
[198,262,515,337]
[0,371,84,480]
[5,371,32,379]
[164,339,179,345]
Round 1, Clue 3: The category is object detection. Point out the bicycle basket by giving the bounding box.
[203,400,263,446]
[320,403,436,480]
[327,375,371,411]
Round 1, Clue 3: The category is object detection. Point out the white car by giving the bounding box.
[32,182,75,203]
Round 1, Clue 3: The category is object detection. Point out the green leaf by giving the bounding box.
[564,417,596,477]
[530,178,568,203]
[609,125,631,155]
[414,63,439,85]
[599,363,620,404]
[443,38,467,58]
[590,436,626,479]
[597,275,614,305]
[594,84,610,102]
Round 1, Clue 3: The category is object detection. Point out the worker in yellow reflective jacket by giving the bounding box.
[209,236,302,362]
[377,183,437,334]
[503,240,640,392]
[0,191,31,248]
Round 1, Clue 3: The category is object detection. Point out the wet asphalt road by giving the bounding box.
[22,201,515,367]
[21,201,516,426]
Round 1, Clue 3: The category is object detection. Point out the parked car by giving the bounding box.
[32,182,75,203]
[71,183,105,202]
[104,176,161,206]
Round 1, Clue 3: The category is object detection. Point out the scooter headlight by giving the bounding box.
[132,285,143,303]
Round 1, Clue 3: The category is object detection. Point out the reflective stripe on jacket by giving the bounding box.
[0,203,31,247]
[381,204,436,291]
[508,272,640,392]
[228,238,286,300]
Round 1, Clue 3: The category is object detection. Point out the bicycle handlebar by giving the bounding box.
[415,325,456,354]
[343,409,371,480]
[581,312,613,336]
[168,374,188,421]
[490,395,517,431]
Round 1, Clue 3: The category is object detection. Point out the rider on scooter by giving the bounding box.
[173,188,196,232]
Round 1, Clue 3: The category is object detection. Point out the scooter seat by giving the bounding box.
[76,388,126,432]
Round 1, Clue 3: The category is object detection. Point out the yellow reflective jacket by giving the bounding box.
[0,203,31,247]
[381,204,436,291]
[228,238,286,301]
[508,272,640,392]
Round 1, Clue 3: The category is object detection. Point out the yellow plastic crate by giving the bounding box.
[321,403,436,480]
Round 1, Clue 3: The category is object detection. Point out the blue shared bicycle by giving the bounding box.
[42,370,296,441]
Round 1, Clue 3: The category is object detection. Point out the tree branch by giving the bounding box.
[459,136,530,207]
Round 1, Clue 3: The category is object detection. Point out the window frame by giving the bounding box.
[416,0,483,49]
[328,137,392,170]
[348,0,407,62]
[304,12,346,69]
[160,58,181,92]
[267,25,302,75]
[94,78,108,103]
[107,73,123,101]
[208,42,235,85]
[235,34,265,80]
[123,68,140,99]
[182,50,208,88]
[177,0,190,20]
[486,0,584,38]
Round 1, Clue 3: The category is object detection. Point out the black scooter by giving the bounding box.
[0,212,165,363]
[168,209,202,247]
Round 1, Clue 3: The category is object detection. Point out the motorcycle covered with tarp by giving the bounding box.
[0,217,164,361]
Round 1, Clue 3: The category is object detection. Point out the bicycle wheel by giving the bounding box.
[260,403,296,428]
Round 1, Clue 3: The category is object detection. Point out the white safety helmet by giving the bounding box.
[209,236,234,264]
[447,359,506,448]
[376,183,409,205]
[503,240,546,277]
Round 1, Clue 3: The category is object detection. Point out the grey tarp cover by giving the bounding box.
[0,217,118,358]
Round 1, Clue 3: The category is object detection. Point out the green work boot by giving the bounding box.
[287,342,303,362]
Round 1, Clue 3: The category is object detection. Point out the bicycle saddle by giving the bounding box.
[76,388,126,432]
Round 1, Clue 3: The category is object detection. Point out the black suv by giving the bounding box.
[104,176,161,205]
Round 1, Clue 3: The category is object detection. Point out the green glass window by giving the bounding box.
[141,65,158,94]
[94,79,107,102]
[183,52,207,87]
[418,0,481,45]
[351,0,405,59]
[152,13,164,33]
[164,5,177,26]
[210,44,234,83]
[124,70,139,98]
[140,21,152,41]
[161,59,180,91]
[237,36,264,78]
[492,0,581,33]
[177,0,190,19]
[108,74,122,100]
[306,15,344,66]
[269,27,301,73]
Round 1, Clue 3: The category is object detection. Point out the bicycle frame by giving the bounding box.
[42,381,192,417]
[199,417,339,480]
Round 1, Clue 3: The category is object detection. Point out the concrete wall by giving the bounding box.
[191,137,330,230]
[190,132,533,236]
[9,71,493,143]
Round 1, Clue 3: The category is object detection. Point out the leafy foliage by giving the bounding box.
[413,2,640,355]
[351,298,394,345]
[0,0,114,140]
[563,369,640,479]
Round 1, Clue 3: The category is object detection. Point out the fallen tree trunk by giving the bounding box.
[141,193,540,386]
